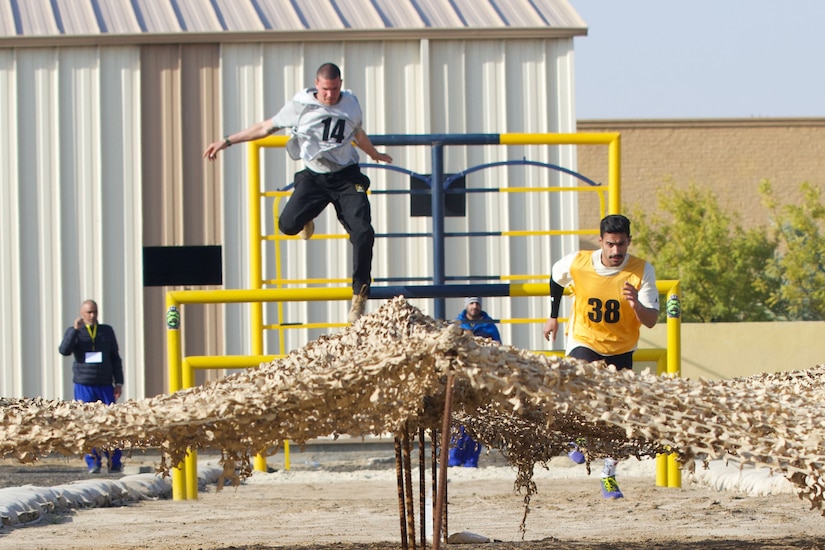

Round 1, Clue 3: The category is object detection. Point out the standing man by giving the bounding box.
[450,297,501,467]
[203,62,393,323]
[59,299,124,474]
[457,296,501,343]
[542,214,659,498]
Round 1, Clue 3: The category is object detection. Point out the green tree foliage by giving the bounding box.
[761,180,825,320]
[629,183,777,322]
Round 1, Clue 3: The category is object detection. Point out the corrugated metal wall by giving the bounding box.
[139,44,225,398]
[214,39,579,357]
[0,36,580,401]
[0,46,145,400]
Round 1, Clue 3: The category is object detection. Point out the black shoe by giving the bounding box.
[108,464,123,473]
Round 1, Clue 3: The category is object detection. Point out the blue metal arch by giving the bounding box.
[355,159,600,190]
[278,160,599,191]
[443,159,601,189]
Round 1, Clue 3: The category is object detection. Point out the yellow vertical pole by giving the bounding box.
[656,351,667,378]
[248,142,264,355]
[656,455,668,487]
[166,295,186,500]
[666,281,682,377]
[181,358,194,389]
[656,280,683,487]
[272,196,288,357]
[248,140,276,473]
[655,337,668,486]
[185,450,199,498]
[666,281,682,487]
[607,134,621,214]
[180,359,199,496]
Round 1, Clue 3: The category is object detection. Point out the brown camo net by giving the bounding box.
[2,296,825,519]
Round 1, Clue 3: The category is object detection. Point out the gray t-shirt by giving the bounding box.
[271,88,363,173]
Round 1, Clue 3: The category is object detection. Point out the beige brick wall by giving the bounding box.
[569,120,825,380]
[575,118,825,247]
[637,321,825,381]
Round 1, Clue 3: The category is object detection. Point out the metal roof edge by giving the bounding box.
[578,117,825,129]
[0,27,586,49]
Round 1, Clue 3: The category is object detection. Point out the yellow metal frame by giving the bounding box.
[166,287,350,499]
[247,133,622,355]
[165,279,681,499]
[161,132,682,499]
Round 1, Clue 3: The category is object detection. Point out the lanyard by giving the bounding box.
[85,323,97,351]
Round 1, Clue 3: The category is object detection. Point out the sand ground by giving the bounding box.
[1,443,825,550]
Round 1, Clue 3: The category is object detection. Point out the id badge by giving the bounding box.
[85,351,103,364]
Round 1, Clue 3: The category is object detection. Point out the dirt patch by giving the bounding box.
[2,448,825,550]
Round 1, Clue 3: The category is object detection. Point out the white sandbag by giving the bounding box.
[446,530,492,543]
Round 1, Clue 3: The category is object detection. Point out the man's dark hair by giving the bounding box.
[600,214,631,237]
[316,62,341,80]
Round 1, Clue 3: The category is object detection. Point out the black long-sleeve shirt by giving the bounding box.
[59,324,124,387]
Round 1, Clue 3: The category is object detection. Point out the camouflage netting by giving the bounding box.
[2,296,825,517]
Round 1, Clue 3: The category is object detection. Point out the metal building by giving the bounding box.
[0,0,587,400]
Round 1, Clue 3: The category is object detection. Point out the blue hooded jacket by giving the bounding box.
[456,310,501,343]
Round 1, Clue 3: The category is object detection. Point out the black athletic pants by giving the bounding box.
[278,164,374,295]
[568,346,634,371]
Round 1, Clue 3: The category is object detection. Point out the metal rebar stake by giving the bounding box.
[432,374,455,550]
[402,422,417,549]
[395,435,408,549]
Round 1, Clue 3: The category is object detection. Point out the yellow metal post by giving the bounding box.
[249,140,284,473]
[607,134,621,214]
[248,141,265,355]
[656,454,668,487]
[666,281,682,377]
[184,354,280,491]
[656,280,682,488]
[165,296,186,500]
[185,450,198,498]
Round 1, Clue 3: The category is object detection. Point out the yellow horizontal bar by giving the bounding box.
[168,287,353,305]
[264,233,349,241]
[500,132,621,146]
[500,317,567,325]
[255,133,620,148]
[502,229,599,237]
[633,348,666,362]
[263,278,350,286]
[185,355,277,369]
[499,186,606,193]
[255,133,621,149]
[536,350,565,357]
[533,348,663,359]
[264,322,349,330]
[519,280,678,299]
[266,186,606,198]
[168,282,677,309]
[508,283,552,297]
[499,274,549,282]
[251,135,290,148]
[656,280,678,294]
[264,234,349,242]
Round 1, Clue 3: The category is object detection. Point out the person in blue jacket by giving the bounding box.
[59,299,124,474]
[449,297,501,467]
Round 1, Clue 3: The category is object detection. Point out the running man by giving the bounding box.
[543,214,659,498]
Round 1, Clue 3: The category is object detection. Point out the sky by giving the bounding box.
[570,1,825,120]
